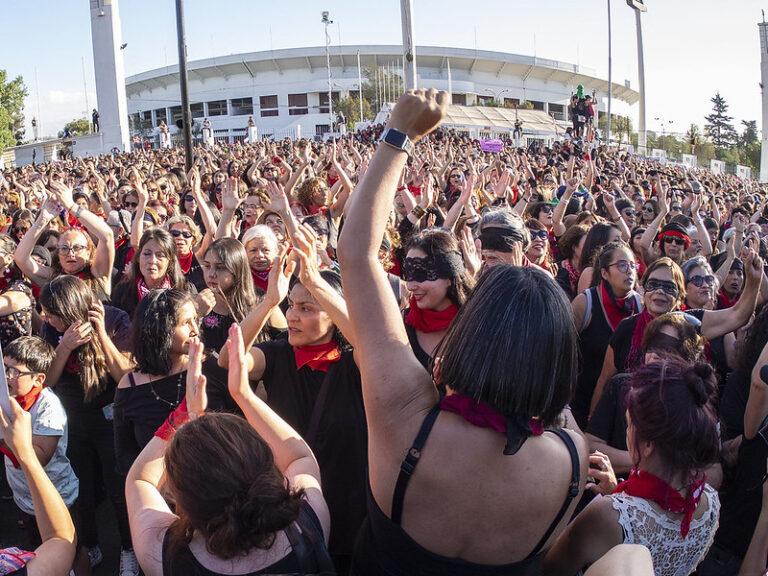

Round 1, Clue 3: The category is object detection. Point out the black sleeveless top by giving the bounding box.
[573,286,616,428]
[351,405,581,576]
[161,501,333,575]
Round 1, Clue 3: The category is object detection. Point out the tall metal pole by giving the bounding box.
[357,50,363,122]
[606,0,612,146]
[322,12,333,133]
[447,57,452,100]
[634,6,647,155]
[175,0,193,171]
[400,0,417,89]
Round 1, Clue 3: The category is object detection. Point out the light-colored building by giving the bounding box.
[126,44,639,144]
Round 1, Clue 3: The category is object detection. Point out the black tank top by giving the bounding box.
[161,501,333,576]
[351,405,581,576]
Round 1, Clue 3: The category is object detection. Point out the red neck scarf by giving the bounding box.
[114,234,129,252]
[0,267,15,293]
[600,281,638,331]
[628,309,655,369]
[405,297,458,333]
[293,341,342,372]
[251,266,271,292]
[308,205,326,216]
[1,385,44,468]
[137,276,172,301]
[178,250,193,274]
[717,289,739,309]
[561,259,580,293]
[613,468,706,538]
[441,393,544,455]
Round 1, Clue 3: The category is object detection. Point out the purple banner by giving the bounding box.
[480,138,504,153]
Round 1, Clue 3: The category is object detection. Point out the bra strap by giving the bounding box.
[391,403,441,526]
[527,428,581,559]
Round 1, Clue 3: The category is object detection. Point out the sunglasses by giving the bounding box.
[124,201,138,208]
[644,279,679,297]
[663,237,686,246]
[170,229,193,239]
[57,244,87,255]
[688,274,716,288]
[539,205,554,214]
[642,206,655,213]
[670,205,682,211]
[623,209,638,217]
[608,260,639,274]
[184,195,195,202]
[529,230,549,240]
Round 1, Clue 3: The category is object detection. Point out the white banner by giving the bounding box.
[710,159,725,175]
[682,154,697,168]
[737,165,752,180]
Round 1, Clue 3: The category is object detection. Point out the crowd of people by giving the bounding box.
[0,88,768,576]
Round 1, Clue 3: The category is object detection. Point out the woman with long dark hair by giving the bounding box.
[39,275,135,572]
[111,228,190,319]
[576,222,622,293]
[0,234,34,347]
[571,242,641,428]
[126,324,332,576]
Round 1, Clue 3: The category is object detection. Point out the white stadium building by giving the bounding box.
[125,44,639,145]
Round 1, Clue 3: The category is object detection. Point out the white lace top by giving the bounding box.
[610,484,720,576]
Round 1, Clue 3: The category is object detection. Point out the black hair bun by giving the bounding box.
[684,362,716,407]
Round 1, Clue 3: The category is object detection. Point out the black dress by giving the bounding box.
[256,338,367,565]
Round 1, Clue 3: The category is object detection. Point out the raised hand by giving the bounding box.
[226,323,250,401]
[221,177,242,211]
[185,336,207,417]
[291,224,322,286]
[265,180,289,215]
[386,89,450,142]
[264,245,296,307]
[60,320,92,352]
[460,226,481,278]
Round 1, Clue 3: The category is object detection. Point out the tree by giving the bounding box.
[704,93,737,149]
[58,117,91,138]
[334,96,372,130]
[362,66,404,114]
[0,70,28,152]
[739,120,758,147]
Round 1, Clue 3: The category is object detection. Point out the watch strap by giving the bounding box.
[380,128,415,157]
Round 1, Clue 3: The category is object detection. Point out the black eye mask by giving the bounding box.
[404,252,465,283]
[479,227,524,253]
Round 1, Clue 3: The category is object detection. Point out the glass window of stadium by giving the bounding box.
[231,98,253,116]
[207,100,228,116]
[260,95,279,117]
[289,94,309,116]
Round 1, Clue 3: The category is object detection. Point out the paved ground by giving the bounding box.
[0,478,122,576]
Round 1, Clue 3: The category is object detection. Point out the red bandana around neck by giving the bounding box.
[561,259,580,293]
[717,289,739,309]
[613,468,706,537]
[1,385,44,468]
[251,266,271,292]
[628,309,655,369]
[600,281,638,331]
[441,393,544,454]
[137,276,172,301]
[177,250,193,274]
[404,297,459,333]
[293,341,342,372]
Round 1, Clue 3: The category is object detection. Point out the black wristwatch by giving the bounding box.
[379,128,415,158]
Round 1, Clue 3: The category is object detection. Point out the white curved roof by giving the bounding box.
[126,45,639,105]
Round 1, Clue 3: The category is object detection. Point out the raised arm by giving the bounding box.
[691,194,713,257]
[265,180,301,241]
[637,187,669,265]
[227,323,330,537]
[14,196,58,288]
[50,181,114,287]
[1,399,76,576]
[90,300,134,382]
[553,176,578,237]
[337,89,447,428]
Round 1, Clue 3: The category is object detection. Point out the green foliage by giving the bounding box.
[0,70,28,152]
[362,66,404,113]
[598,114,633,144]
[739,120,758,147]
[704,93,737,149]
[334,96,372,129]
[58,117,91,138]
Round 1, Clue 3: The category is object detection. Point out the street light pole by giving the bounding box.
[357,50,363,122]
[627,0,648,155]
[606,0,613,147]
[322,11,334,134]
[175,0,193,171]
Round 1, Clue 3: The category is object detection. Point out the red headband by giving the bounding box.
[658,230,691,250]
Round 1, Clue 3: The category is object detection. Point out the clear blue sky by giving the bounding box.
[2,0,765,140]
